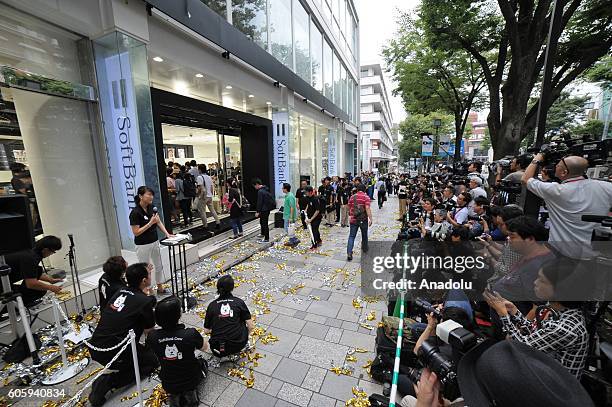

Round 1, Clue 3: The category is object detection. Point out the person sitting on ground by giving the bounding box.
[147,296,208,407]
[98,256,127,309]
[203,275,254,357]
[89,263,159,406]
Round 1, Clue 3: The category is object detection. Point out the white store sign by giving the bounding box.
[272,111,289,201]
[328,129,337,177]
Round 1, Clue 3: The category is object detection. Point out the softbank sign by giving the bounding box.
[272,112,289,201]
[101,52,145,249]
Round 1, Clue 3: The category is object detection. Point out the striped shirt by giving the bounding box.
[348,192,370,224]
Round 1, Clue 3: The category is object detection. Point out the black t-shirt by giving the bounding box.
[337,186,349,205]
[91,287,156,349]
[129,205,158,246]
[204,294,251,347]
[146,324,204,394]
[318,185,333,205]
[4,249,42,284]
[98,273,127,310]
[306,195,323,221]
[296,188,309,209]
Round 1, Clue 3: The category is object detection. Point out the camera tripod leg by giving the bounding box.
[0,269,20,342]
[15,295,39,364]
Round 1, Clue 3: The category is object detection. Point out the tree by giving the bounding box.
[397,112,454,164]
[383,14,487,162]
[572,119,605,139]
[420,0,612,159]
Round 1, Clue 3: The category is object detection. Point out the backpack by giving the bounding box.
[378,183,386,193]
[183,174,197,198]
[352,194,368,222]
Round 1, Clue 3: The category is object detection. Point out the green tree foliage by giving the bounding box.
[397,112,454,164]
[383,14,487,162]
[419,0,612,158]
[572,119,605,139]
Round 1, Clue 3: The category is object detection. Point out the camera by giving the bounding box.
[414,298,442,318]
[488,156,513,175]
[408,320,478,400]
[467,214,489,223]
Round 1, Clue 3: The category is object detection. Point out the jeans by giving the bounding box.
[259,210,270,240]
[377,191,386,208]
[179,199,192,226]
[230,218,243,236]
[347,220,369,255]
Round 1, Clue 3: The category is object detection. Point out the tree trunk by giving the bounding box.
[454,113,463,162]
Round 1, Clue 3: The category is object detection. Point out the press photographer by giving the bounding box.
[522,153,612,259]
[446,192,471,229]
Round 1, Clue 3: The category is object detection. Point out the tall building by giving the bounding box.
[0,0,360,270]
[360,63,394,173]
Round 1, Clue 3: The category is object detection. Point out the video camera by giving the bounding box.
[528,131,611,168]
[493,179,522,194]
[488,156,513,175]
[407,319,478,400]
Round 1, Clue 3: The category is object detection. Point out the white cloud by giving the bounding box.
[356,0,420,123]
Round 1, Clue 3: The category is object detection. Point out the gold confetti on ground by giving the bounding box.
[366,311,376,321]
[362,295,383,303]
[55,291,72,301]
[352,298,363,309]
[260,332,279,344]
[345,355,358,363]
[329,366,353,376]
[345,387,370,407]
[354,348,368,353]
[275,263,287,270]
[76,367,103,384]
[121,390,145,402]
[358,323,375,331]
[144,384,168,407]
[282,283,305,295]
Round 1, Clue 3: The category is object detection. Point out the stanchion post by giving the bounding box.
[53,301,69,368]
[129,329,144,407]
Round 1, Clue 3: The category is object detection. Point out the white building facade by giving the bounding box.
[360,63,394,172]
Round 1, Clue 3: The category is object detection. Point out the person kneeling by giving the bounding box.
[203,275,254,357]
[88,263,159,407]
[147,297,208,407]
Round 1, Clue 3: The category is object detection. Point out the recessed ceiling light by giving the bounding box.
[248,94,254,98]
[226,85,233,89]
[153,56,164,62]
[266,101,272,105]
[195,74,204,78]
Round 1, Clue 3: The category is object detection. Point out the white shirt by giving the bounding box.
[527,177,612,258]
[196,173,215,197]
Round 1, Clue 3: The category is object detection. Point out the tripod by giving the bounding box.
[0,262,40,364]
[66,234,86,317]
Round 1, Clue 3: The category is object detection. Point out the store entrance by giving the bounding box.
[151,87,273,242]
[161,124,244,234]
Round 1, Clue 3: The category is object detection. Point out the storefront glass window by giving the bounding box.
[299,118,315,186]
[322,0,332,25]
[233,0,267,49]
[333,52,341,107]
[323,40,333,101]
[289,112,300,188]
[269,0,293,70]
[310,22,323,93]
[294,2,310,84]
[341,64,347,113]
[347,78,353,122]
[318,124,328,180]
[201,0,228,19]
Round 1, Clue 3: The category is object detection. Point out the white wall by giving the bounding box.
[12,89,110,271]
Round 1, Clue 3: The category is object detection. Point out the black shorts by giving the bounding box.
[209,338,248,357]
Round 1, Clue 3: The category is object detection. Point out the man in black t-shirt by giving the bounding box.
[98,256,127,309]
[305,186,323,249]
[88,264,159,407]
[4,236,63,306]
[397,176,409,221]
[147,297,207,406]
[295,180,310,229]
[318,177,335,226]
[204,275,254,357]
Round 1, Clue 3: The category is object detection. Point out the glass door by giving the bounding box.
[221,134,243,199]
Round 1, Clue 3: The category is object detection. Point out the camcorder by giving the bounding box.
[488,156,513,175]
[467,214,490,223]
[407,319,478,400]
[493,179,522,194]
[529,132,611,168]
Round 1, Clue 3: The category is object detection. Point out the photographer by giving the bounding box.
[467,161,488,188]
[480,205,524,282]
[446,192,471,229]
[417,198,437,236]
[522,154,612,258]
[441,186,457,206]
[466,196,490,239]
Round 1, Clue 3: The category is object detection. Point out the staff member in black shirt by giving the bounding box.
[147,296,207,407]
[397,176,408,221]
[98,256,127,309]
[4,235,63,306]
[88,263,159,407]
[305,186,323,249]
[295,180,309,230]
[203,275,254,357]
[129,186,173,295]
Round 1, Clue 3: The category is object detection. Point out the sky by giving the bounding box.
[355,0,420,125]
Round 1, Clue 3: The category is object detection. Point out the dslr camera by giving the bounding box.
[408,319,478,400]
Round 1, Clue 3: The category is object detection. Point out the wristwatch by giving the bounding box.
[531,160,542,166]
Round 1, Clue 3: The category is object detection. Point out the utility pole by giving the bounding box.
[433,118,442,172]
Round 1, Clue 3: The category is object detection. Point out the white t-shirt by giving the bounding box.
[196,174,215,197]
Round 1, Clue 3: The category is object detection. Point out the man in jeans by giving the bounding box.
[282,183,299,246]
[196,164,220,231]
[253,178,275,243]
[347,184,372,261]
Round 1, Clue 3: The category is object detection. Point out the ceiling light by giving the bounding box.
[152,56,164,62]
[195,74,204,78]
[248,94,254,98]
[266,101,272,105]
[225,85,233,89]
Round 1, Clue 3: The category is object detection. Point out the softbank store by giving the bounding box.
[0,0,359,275]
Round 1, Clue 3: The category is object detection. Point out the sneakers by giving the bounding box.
[257,239,270,243]
[88,374,114,407]
[257,234,264,238]
[238,233,244,237]
[229,235,239,239]
[215,223,221,230]
[347,254,353,261]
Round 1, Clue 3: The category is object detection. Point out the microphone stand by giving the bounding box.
[66,234,86,319]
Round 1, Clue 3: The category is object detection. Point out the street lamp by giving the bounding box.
[432,118,442,171]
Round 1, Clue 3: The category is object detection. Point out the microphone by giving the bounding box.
[68,233,75,247]
[152,206,158,215]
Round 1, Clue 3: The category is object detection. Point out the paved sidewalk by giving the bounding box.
[8,195,401,407]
